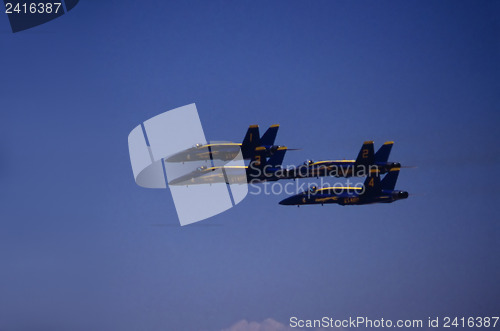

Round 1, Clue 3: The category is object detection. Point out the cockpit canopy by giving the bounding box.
[303,160,314,166]
[196,166,207,171]
[308,186,318,193]
[193,143,204,148]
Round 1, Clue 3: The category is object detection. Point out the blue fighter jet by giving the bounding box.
[289,141,400,179]
[165,124,287,162]
[279,167,408,206]
[168,146,289,186]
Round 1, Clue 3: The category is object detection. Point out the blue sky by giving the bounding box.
[1,1,499,330]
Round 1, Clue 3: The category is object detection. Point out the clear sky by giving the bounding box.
[1,1,499,330]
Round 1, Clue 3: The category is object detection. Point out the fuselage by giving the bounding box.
[165,143,283,162]
[279,187,408,206]
[287,160,401,178]
[168,164,288,185]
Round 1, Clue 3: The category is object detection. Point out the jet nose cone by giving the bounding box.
[165,153,184,162]
[168,174,194,186]
[168,177,184,185]
[279,196,299,205]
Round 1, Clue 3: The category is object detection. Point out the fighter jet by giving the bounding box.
[168,146,289,186]
[279,167,408,206]
[288,141,400,179]
[165,124,287,162]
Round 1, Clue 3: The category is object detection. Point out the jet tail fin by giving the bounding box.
[363,168,381,196]
[381,167,400,191]
[260,124,280,146]
[241,125,260,158]
[355,141,375,166]
[247,146,286,179]
[266,146,287,167]
[375,141,393,163]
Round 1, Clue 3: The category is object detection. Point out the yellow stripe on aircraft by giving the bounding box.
[204,166,248,171]
[311,160,356,165]
[315,197,339,202]
[204,143,241,147]
[317,187,363,191]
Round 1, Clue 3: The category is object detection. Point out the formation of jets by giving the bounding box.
[166,124,408,207]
